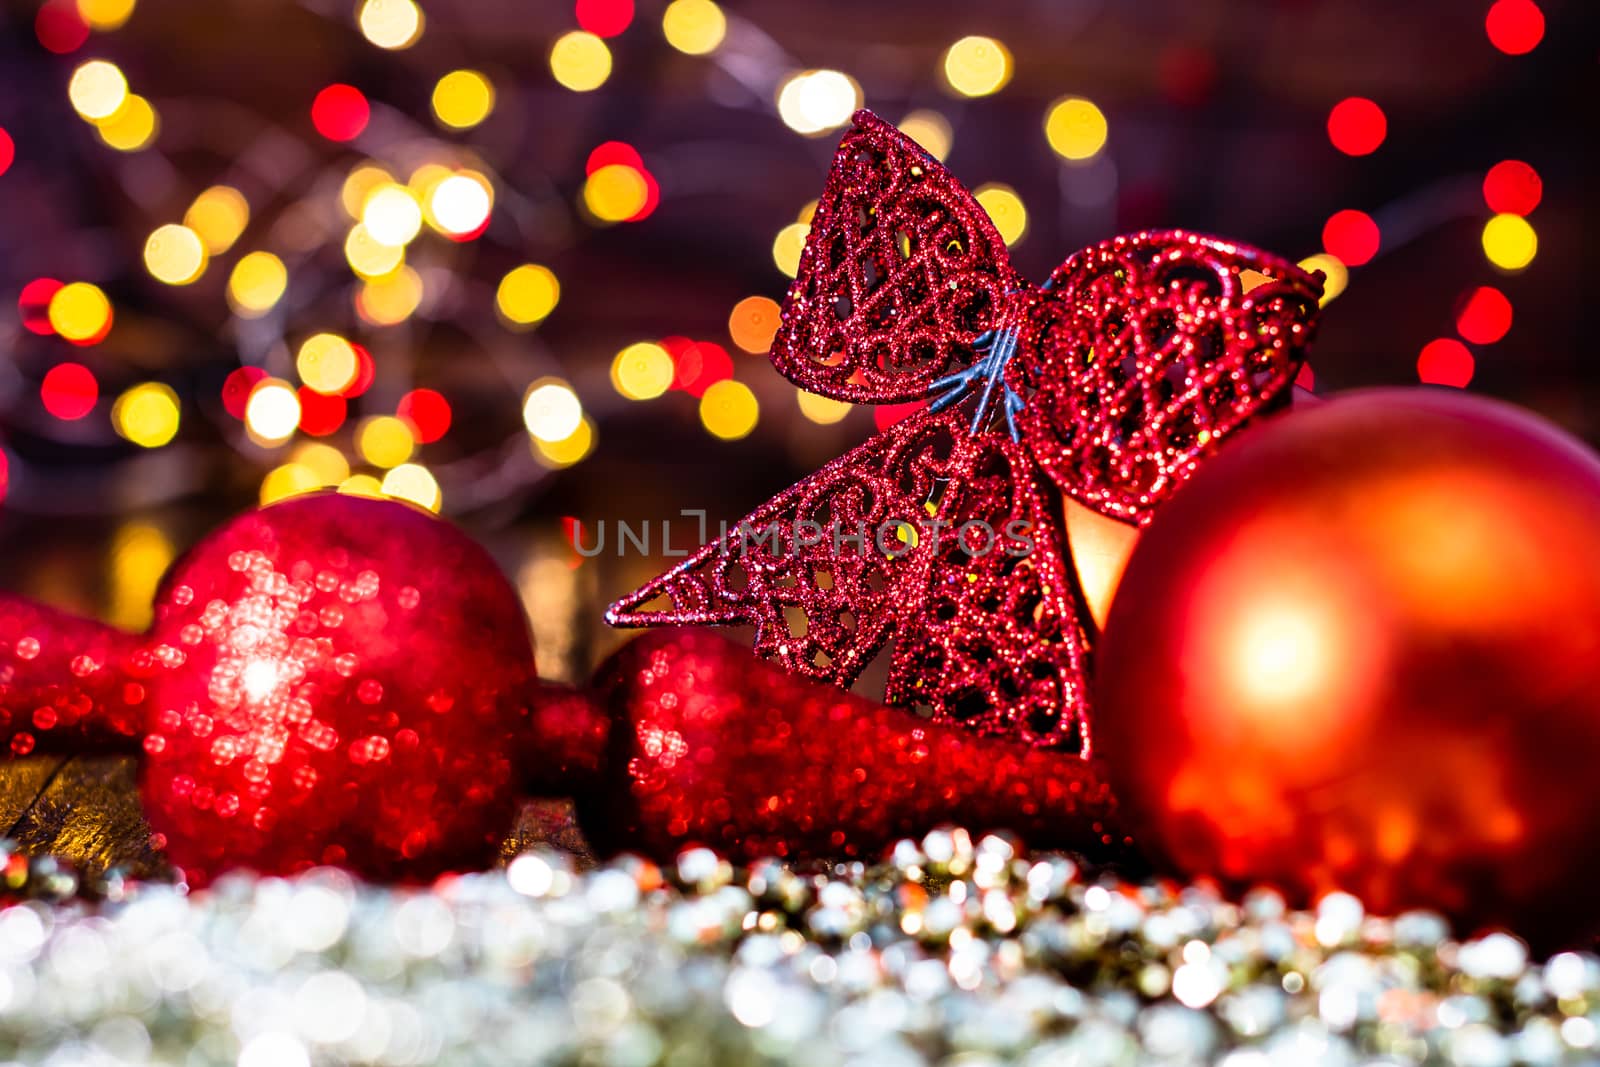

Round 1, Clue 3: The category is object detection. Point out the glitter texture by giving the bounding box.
[0,600,145,757]
[609,109,1322,750]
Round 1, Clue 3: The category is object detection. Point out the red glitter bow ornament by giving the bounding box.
[610,109,1323,750]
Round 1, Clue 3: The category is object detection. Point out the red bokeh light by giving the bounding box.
[222,367,268,419]
[18,278,63,336]
[0,128,14,178]
[1321,210,1380,267]
[35,0,89,54]
[1455,286,1513,345]
[297,387,348,437]
[1417,339,1475,388]
[1326,97,1386,157]
[586,141,644,175]
[342,343,376,398]
[40,363,99,420]
[875,401,928,432]
[672,341,734,397]
[311,84,370,143]
[397,388,452,443]
[575,0,633,37]
[628,168,661,222]
[1486,0,1544,55]
[1482,160,1542,216]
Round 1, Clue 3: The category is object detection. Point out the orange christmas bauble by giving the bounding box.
[1095,389,1600,946]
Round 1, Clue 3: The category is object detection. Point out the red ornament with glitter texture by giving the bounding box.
[609,109,1322,752]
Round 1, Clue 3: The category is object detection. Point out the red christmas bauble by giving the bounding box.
[137,494,536,885]
[1095,389,1600,944]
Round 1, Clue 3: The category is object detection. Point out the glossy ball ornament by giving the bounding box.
[1096,389,1600,945]
[137,494,536,885]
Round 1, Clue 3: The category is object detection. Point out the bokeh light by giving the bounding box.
[244,379,300,444]
[1482,213,1537,271]
[533,417,595,468]
[1417,338,1475,387]
[381,464,442,512]
[1485,0,1544,55]
[357,415,416,467]
[227,252,288,317]
[19,278,64,335]
[1321,210,1380,267]
[295,387,347,436]
[583,164,649,223]
[143,224,207,285]
[112,382,180,447]
[291,442,350,486]
[341,164,393,218]
[577,0,633,37]
[1326,97,1386,156]
[975,184,1026,245]
[898,110,953,162]
[1455,286,1513,344]
[36,1,90,54]
[497,264,560,327]
[343,344,376,398]
[95,93,157,151]
[776,70,861,135]
[344,224,405,278]
[1483,160,1541,216]
[0,129,13,177]
[772,221,809,277]
[397,388,452,443]
[356,265,425,325]
[48,282,113,344]
[259,463,321,505]
[796,390,851,425]
[523,381,585,442]
[698,379,759,440]
[1044,97,1108,161]
[550,31,612,92]
[728,296,782,354]
[76,0,135,31]
[41,363,99,420]
[1296,253,1349,305]
[671,339,734,396]
[661,0,725,55]
[296,333,359,395]
[221,367,267,419]
[941,36,1012,98]
[432,70,494,130]
[358,0,423,49]
[311,84,370,142]
[68,59,127,120]
[338,474,384,497]
[183,186,249,255]
[611,342,675,400]
[362,184,423,246]
[429,172,493,237]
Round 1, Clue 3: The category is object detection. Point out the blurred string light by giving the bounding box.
[1326,97,1386,157]
[292,442,350,485]
[108,521,173,631]
[76,0,136,31]
[1483,160,1541,215]
[576,0,634,37]
[796,390,850,425]
[183,186,249,254]
[1482,213,1536,271]
[36,1,90,54]
[669,338,732,396]
[221,367,267,418]
[362,183,423,246]
[339,473,384,496]
[428,172,493,238]
[728,296,781,354]
[296,333,359,395]
[397,388,451,442]
[244,379,301,444]
[297,388,347,436]
[143,224,207,285]
[227,252,288,317]
[496,264,560,327]
[1044,97,1107,161]
[611,342,675,400]
[357,0,423,50]
[432,70,494,130]
[975,184,1026,246]
[550,31,612,92]
[776,70,861,136]
[533,416,595,468]
[381,463,442,511]
[19,279,63,334]
[1296,254,1348,306]
[0,128,15,177]
[259,462,321,505]
[95,94,157,151]
[1485,0,1544,55]
[1321,210,1380,267]
[584,164,649,222]
[357,415,415,467]
[1418,338,1474,388]
[772,211,810,278]
[661,0,725,55]
[40,363,99,420]
[345,224,405,278]
[47,282,112,344]
[341,164,393,217]
[523,380,584,442]
[1455,286,1512,344]
[698,379,758,440]
[356,264,424,325]
[311,84,370,142]
[68,59,127,120]
[941,36,1011,98]
[897,110,952,162]
[112,382,179,447]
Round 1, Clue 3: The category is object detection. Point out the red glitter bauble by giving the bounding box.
[1096,390,1600,945]
[136,494,536,885]
[577,629,1125,863]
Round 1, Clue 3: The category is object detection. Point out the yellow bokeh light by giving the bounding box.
[344,224,405,279]
[728,295,782,354]
[357,415,416,468]
[143,224,207,286]
[941,36,1012,98]
[898,110,953,162]
[48,282,112,342]
[1045,96,1109,161]
[523,381,584,442]
[1297,253,1349,306]
[245,380,301,444]
[583,164,649,223]
[341,164,394,219]
[611,342,675,400]
[108,521,172,631]
[496,264,560,327]
[549,31,612,92]
[77,0,137,31]
[296,333,358,395]
[975,183,1026,246]
[259,463,322,506]
[796,199,818,224]
[362,184,423,247]
[290,442,350,486]
[357,0,423,50]
[796,390,851,425]
[227,252,288,317]
[407,162,452,202]
[1482,213,1537,271]
[533,416,595,468]
[428,172,492,236]
[699,379,759,440]
[112,382,179,448]
[356,265,424,326]
[380,463,442,512]
[776,70,861,136]
[772,222,810,278]
[183,186,249,255]
[662,0,725,54]
[69,60,128,121]
[432,69,494,130]
[338,474,384,498]
[95,94,158,151]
